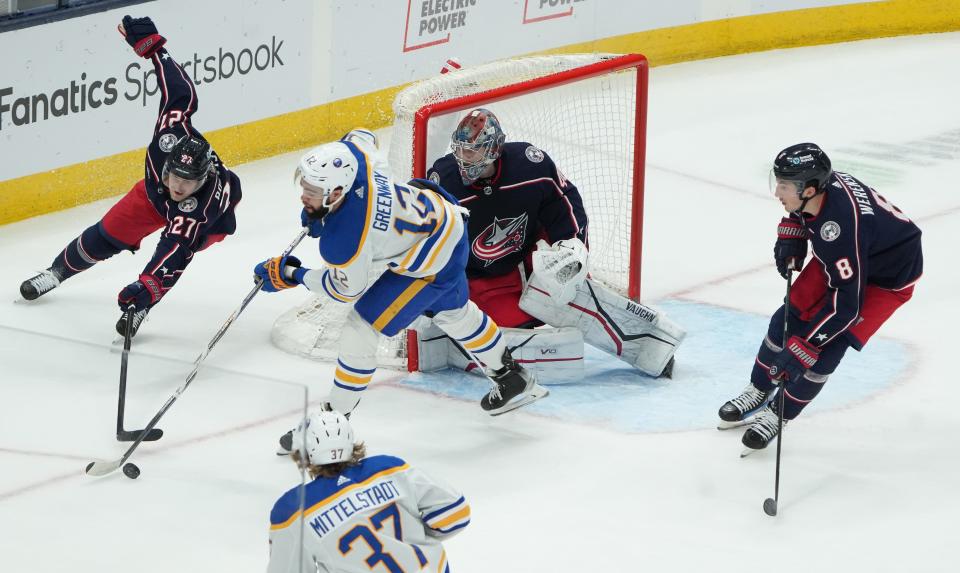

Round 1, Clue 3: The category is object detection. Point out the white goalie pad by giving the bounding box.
[414,321,585,385]
[530,238,589,305]
[519,277,685,377]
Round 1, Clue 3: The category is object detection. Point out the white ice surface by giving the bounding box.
[2,33,960,572]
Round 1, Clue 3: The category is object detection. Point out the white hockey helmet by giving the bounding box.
[292,410,356,466]
[295,142,358,211]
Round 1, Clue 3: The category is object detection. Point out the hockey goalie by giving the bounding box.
[414,108,685,382]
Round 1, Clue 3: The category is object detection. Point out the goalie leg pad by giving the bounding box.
[502,326,584,385]
[328,310,381,415]
[414,322,586,384]
[520,277,686,377]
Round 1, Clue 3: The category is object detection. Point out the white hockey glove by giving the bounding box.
[530,238,588,305]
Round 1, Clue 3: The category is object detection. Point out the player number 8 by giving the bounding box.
[835,257,854,280]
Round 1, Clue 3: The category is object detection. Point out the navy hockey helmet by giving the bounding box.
[772,142,832,193]
[451,108,506,183]
[162,135,213,183]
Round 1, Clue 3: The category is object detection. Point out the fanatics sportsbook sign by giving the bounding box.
[0,0,310,181]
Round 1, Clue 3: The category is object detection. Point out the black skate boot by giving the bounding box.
[116,307,150,338]
[481,350,549,415]
[20,267,63,301]
[741,404,784,451]
[718,383,770,428]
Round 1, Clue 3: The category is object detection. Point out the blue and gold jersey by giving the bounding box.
[267,455,468,573]
[300,136,467,303]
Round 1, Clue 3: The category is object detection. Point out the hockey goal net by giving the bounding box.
[271,53,648,370]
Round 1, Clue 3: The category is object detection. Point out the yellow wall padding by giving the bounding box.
[3,0,958,225]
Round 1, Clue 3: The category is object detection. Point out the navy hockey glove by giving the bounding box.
[768,335,820,384]
[118,274,163,311]
[300,208,323,238]
[774,217,807,279]
[254,255,308,292]
[118,16,166,58]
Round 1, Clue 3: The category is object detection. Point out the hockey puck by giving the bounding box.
[122,462,140,480]
[84,462,94,473]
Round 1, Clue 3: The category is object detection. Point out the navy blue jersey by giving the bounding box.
[799,171,922,347]
[139,47,241,284]
[428,142,587,279]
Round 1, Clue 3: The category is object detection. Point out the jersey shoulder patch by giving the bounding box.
[502,141,555,171]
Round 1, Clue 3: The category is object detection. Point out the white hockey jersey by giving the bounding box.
[267,455,469,573]
[300,136,467,303]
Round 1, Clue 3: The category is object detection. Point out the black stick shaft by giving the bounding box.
[771,269,794,509]
[116,305,135,435]
[105,228,308,467]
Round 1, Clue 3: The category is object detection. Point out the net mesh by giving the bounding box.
[272,54,643,369]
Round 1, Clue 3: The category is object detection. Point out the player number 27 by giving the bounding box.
[338,502,428,572]
[169,216,197,239]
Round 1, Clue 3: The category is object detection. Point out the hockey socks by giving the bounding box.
[55,223,127,280]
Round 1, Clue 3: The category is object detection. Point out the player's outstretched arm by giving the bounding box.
[408,466,471,540]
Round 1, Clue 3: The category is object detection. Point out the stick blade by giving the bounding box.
[84,459,122,477]
[116,428,164,442]
[763,497,778,516]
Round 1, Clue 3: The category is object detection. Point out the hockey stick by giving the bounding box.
[85,228,309,477]
[116,304,164,442]
[763,265,794,517]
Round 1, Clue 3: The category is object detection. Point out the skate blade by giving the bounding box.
[740,447,764,458]
[717,419,752,431]
[489,384,550,416]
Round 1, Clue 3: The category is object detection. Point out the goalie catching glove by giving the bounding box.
[530,238,588,305]
[254,255,309,292]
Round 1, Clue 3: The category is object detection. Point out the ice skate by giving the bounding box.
[718,383,771,430]
[115,307,150,338]
[740,405,784,456]
[20,267,62,301]
[481,351,549,415]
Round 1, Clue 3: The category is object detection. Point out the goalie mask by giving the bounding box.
[451,108,506,184]
[295,142,358,218]
[292,410,356,466]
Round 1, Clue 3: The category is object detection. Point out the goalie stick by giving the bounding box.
[85,228,308,477]
[116,305,163,442]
